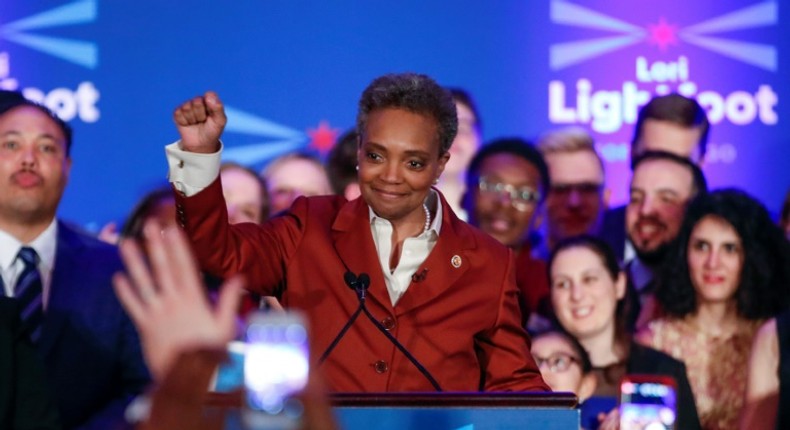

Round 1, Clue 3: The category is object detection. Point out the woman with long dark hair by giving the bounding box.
[637,189,790,430]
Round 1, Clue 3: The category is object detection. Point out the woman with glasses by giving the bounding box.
[531,328,597,400]
[549,235,700,429]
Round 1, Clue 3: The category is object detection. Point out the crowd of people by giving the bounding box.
[0,71,789,430]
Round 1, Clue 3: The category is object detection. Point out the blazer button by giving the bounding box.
[373,360,388,374]
[381,317,395,331]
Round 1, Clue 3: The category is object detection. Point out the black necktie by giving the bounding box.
[15,247,44,343]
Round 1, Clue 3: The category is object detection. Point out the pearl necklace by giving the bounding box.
[422,203,431,233]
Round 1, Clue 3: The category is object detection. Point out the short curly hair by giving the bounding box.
[656,188,790,319]
[357,73,457,155]
[465,137,551,203]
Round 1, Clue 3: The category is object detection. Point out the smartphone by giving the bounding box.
[619,375,677,430]
[242,311,310,430]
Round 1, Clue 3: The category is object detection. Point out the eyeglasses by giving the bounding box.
[550,182,604,198]
[478,177,541,212]
[533,352,580,373]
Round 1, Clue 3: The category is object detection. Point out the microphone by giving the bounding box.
[341,271,442,391]
[344,271,358,290]
[356,273,370,299]
[344,271,370,300]
[318,272,366,365]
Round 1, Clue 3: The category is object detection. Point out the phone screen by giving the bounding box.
[243,311,309,426]
[619,375,677,430]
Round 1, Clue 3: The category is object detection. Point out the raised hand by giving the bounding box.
[173,91,227,154]
[113,221,243,381]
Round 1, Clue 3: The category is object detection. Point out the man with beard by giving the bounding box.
[625,150,707,328]
[600,93,710,261]
[535,127,608,258]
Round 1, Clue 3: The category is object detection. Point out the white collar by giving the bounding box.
[367,188,443,236]
[0,219,59,271]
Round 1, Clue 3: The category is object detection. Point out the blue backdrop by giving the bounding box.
[1,0,787,229]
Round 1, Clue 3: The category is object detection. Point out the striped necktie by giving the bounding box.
[15,247,44,343]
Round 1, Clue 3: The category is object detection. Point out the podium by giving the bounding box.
[331,393,579,430]
[210,392,579,429]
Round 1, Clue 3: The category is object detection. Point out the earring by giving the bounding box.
[433,178,439,185]
[355,165,359,171]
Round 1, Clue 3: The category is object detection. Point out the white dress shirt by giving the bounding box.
[369,190,442,305]
[0,219,58,309]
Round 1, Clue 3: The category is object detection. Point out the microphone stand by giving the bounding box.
[317,272,443,391]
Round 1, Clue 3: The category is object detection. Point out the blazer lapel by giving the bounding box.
[39,222,82,358]
[394,194,477,316]
[331,198,393,312]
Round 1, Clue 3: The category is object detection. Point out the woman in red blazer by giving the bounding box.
[166,73,548,393]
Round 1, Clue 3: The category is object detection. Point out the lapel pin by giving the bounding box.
[451,255,462,268]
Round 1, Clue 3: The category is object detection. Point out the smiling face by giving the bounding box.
[550,246,625,343]
[470,153,543,247]
[357,108,449,226]
[0,105,71,228]
[626,159,694,261]
[687,215,744,306]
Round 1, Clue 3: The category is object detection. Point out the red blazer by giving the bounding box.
[176,179,548,393]
[514,246,551,325]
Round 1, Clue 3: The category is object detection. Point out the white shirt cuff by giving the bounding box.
[165,141,223,197]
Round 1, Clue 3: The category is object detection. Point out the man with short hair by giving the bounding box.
[0,93,149,428]
[600,93,710,261]
[536,127,608,257]
[625,150,707,327]
[631,93,710,164]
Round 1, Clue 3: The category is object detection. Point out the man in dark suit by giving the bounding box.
[623,151,707,328]
[0,297,60,429]
[166,74,548,392]
[599,93,710,263]
[0,94,150,428]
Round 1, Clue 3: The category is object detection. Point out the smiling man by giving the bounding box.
[625,150,707,327]
[165,73,548,393]
[463,138,551,324]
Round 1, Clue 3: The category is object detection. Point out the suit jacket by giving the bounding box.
[39,222,150,429]
[0,297,61,430]
[599,205,627,263]
[176,179,548,393]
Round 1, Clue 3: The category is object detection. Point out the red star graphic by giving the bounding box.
[307,120,339,154]
[647,17,678,51]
